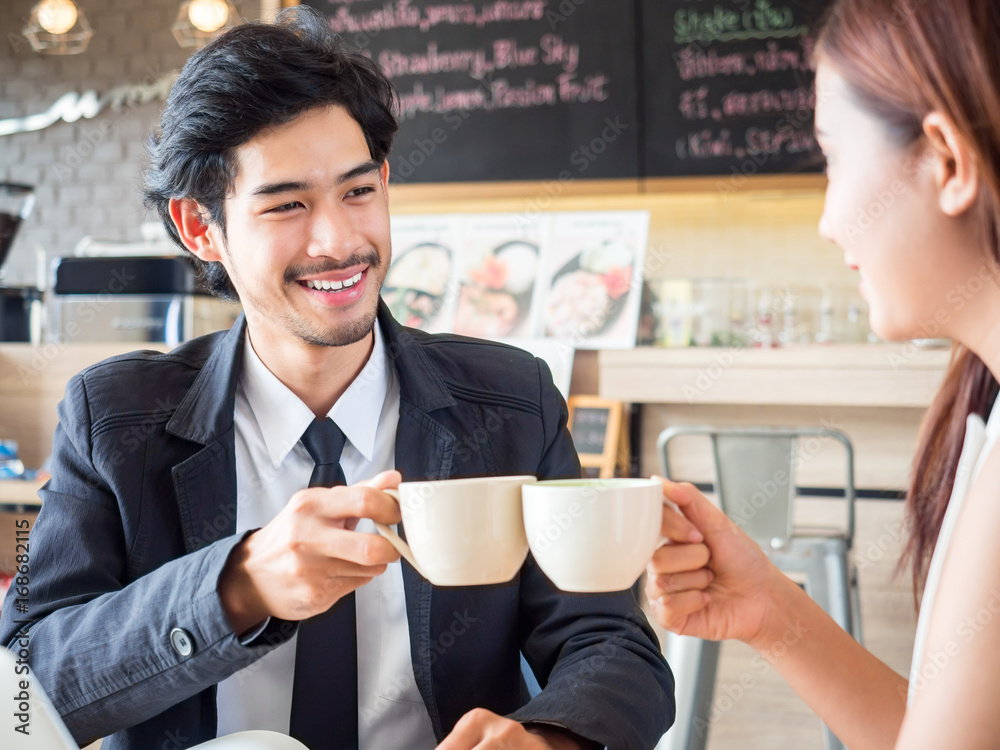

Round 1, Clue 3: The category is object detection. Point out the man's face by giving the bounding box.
[208,104,391,348]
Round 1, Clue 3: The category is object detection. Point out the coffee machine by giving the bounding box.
[0,183,42,343]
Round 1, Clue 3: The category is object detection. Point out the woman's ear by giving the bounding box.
[922,111,979,217]
[169,198,224,262]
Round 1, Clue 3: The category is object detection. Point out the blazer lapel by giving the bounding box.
[380,306,462,739]
[166,315,247,553]
[170,433,239,553]
[395,400,458,740]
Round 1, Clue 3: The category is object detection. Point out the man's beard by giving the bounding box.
[290,302,380,347]
[238,248,385,347]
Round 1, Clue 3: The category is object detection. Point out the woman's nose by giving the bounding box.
[817,202,836,246]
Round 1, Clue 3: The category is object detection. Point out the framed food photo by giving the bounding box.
[536,211,650,349]
[384,214,462,334]
[448,213,549,340]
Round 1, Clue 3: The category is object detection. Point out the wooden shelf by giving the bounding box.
[599,344,950,408]
[0,342,171,470]
[0,479,44,508]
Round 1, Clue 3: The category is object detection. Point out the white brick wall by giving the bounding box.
[0,0,261,285]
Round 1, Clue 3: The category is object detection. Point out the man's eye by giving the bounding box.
[266,201,302,213]
[346,186,375,198]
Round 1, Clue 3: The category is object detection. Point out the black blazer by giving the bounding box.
[0,304,674,749]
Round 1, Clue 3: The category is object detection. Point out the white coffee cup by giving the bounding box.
[521,478,663,592]
[374,475,536,586]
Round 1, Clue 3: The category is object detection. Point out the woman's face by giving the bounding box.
[815,63,985,341]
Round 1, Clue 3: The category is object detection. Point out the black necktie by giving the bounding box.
[290,418,358,750]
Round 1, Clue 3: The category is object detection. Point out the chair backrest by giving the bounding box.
[657,425,856,551]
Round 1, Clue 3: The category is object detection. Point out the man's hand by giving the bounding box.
[435,709,592,749]
[219,470,403,634]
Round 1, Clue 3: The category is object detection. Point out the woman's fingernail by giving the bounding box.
[689,529,704,543]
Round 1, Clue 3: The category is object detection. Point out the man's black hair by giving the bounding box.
[142,6,399,300]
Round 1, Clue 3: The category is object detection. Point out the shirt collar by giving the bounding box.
[329,323,390,462]
[240,324,391,469]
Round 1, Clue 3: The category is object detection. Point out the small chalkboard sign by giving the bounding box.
[567,395,622,479]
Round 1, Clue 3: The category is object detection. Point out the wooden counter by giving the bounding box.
[0,343,170,470]
[599,343,950,407]
[598,344,951,492]
[0,340,953,495]
[0,479,44,508]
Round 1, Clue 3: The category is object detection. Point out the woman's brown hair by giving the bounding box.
[817,0,1000,598]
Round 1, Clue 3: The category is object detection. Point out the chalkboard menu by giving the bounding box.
[640,0,831,178]
[302,0,831,181]
[303,0,640,183]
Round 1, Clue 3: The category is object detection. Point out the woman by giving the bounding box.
[646,1,1000,747]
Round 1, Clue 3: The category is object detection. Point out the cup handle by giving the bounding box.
[657,492,677,550]
[373,489,424,577]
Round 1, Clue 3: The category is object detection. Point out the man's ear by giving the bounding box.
[379,160,390,197]
[922,111,979,218]
[169,198,224,262]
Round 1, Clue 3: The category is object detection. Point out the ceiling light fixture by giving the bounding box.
[173,0,239,48]
[188,0,229,32]
[23,0,93,55]
[38,0,78,34]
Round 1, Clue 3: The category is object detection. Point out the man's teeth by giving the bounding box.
[304,272,363,291]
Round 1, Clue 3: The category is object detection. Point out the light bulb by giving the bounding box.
[187,0,229,33]
[37,0,78,35]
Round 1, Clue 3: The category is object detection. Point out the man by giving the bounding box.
[0,8,673,750]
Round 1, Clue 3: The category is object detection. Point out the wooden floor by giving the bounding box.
[646,498,916,749]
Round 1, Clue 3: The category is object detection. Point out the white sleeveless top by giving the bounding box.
[908,398,1000,703]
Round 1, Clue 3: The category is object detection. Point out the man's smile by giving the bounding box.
[296,267,370,307]
[302,272,363,291]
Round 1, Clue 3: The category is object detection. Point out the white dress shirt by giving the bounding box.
[216,324,437,749]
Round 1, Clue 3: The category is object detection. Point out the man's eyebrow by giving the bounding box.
[248,161,380,197]
[338,159,380,184]
[250,180,309,197]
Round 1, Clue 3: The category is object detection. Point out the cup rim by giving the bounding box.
[400,474,537,489]
[526,477,661,490]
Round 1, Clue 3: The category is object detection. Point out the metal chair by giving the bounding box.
[654,426,860,750]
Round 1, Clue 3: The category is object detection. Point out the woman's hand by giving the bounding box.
[645,477,788,647]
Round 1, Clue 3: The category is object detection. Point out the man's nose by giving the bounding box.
[308,201,362,257]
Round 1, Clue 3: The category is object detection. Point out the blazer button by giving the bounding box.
[169,627,195,657]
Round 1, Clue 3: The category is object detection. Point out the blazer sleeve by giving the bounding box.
[508,358,676,749]
[0,373,290,745]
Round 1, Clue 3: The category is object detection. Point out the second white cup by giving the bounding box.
[521,478,663,592]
